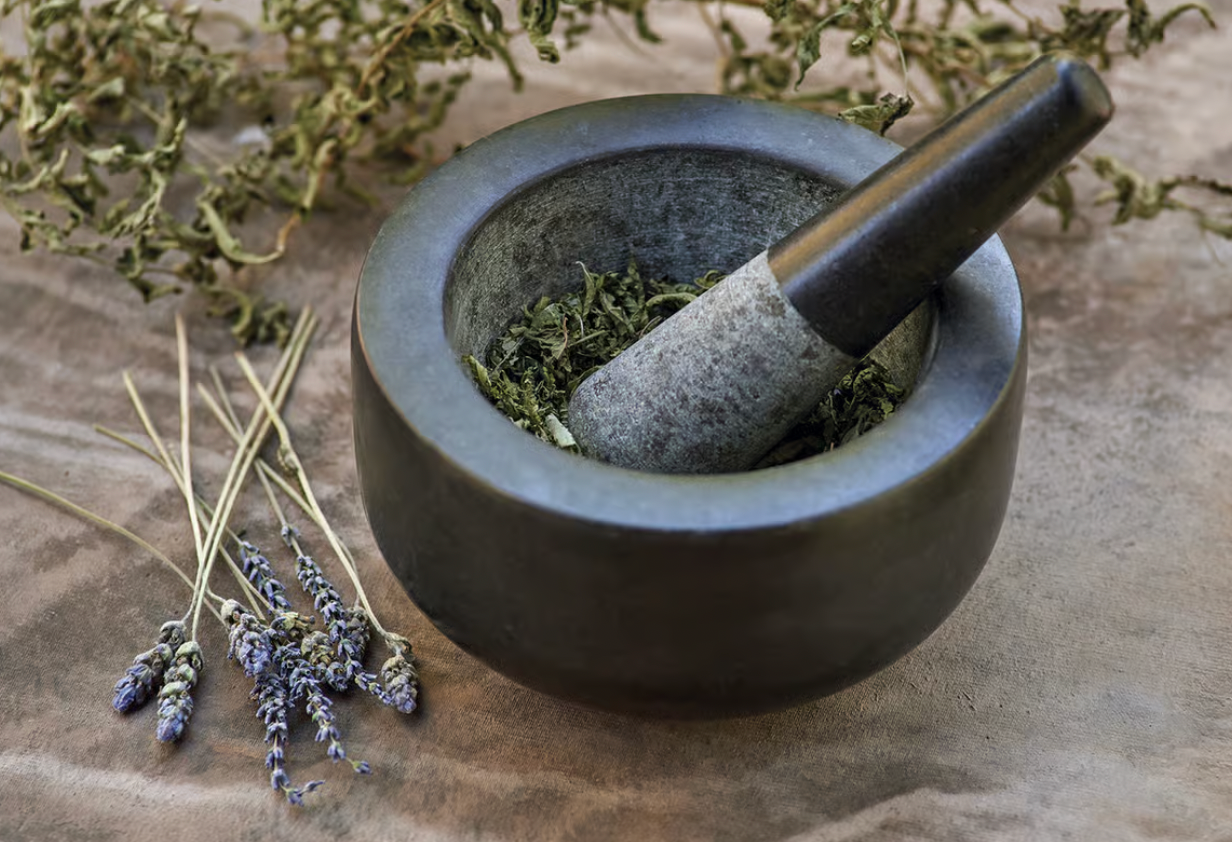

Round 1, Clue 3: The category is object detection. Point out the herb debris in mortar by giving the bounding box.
[464,262,904,469]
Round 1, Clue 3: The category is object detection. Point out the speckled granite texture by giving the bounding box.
[2,3,1231,839]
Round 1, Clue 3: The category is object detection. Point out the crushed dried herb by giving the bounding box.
[464,261,904,466]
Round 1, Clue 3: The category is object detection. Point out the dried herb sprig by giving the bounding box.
[2,0,1224,339]
[710,0,1230,234]
[233,352,420,706]
[464,261,905,463]
[0,0,566,339]
[112,620,188,714]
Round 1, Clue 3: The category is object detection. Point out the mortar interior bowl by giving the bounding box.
[352,94,1026,718]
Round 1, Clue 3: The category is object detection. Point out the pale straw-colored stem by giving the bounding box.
[176,314,207,573]
[234,354,390,641]
[197,380,362,588]
[187,308,317,639]
[0,469,224,623]
[93,424,268,620]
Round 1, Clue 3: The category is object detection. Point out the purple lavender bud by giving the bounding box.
[338,608,371,676]
[155,689,193,742]
[158,620,187,649]
[238,539,292,612]
[155,641,202,743]
[112,641,174,713]
[380,648,419,715]
[295,554,347,625]
[224,603,275,678]
[301,630,348,692]
[253,666,296,795]
[285,779,325,805]
[268,611,313,643]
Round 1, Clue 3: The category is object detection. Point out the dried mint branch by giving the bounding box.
[0,0,1228,342]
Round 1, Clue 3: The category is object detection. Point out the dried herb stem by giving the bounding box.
[0,468,211,608]
[187,308,317,639]
[121,366,210,630]
[177,314,206,572]
[233,355,391,643]
[357,0,450,95]
[92,424,269,621]
[196,379,343,573]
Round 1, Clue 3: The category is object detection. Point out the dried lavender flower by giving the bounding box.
[238,539,292,612]
[253,662,324,803]
[112,642,174,713]
[295,553,347,627]
[380,634,420,715]
[295,552,370,691]
[339,607,374,683]
[284,779,326,806]
[316,604,390,706]
[222,599,275,678]
[112,620,188,713]
[301,630,348,700]
[160,620,188,649]
[280,639,366,773]
[268,610,314,642]
[156,641,203,742]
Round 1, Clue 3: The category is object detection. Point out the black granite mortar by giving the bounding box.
[352,94,1026,717]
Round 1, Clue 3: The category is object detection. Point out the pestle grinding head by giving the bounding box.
[569,53,1114,474]
[567,252,857,475]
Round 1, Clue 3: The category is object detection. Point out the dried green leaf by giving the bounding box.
[1125,0,1215,56]
[520,0,562,61]
[839,92,913,135]
[1037,164,1079,231]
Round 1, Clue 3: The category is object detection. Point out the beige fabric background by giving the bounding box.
[2,3,1231,840]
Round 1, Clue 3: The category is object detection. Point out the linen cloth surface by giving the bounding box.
[1,4,1231,840]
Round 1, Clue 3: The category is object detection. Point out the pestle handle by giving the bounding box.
[771,53,1113,359]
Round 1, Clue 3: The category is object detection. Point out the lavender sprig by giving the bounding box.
[295,552,375,691]
[112,620,187,713]
[156,641,202,742]
[238,539,292,612]
[280,639,367,773]
[380,634,420,715]
[254,661,324,803]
